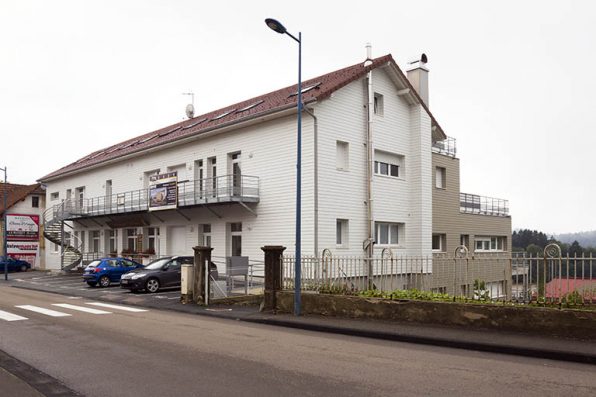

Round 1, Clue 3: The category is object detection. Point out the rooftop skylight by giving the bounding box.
[120,140,139,149]
[158,126,181,137]
[139,134,158,143]
[89,151,105,159]
[210,109,237,121]
[106,145,125,154]
[182,118,207,130]
[289,82,322,97]
[236,100,264,113]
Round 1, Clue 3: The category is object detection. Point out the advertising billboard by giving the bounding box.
[149,171,178,211]
[7,214,40,240]
[7,241,40,268]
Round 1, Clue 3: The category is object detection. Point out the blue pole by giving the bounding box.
[294,32,302,316]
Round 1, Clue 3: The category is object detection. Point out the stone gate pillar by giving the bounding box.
[262,245,286,311]
[192,246,213,304]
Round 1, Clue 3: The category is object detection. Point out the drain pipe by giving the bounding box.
[303,106,318,258]
[364,43,374,289]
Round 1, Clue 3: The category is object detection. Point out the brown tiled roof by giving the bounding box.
[0,183,43,216]
[40,54,445,181]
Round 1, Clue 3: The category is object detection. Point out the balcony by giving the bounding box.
[460,193,509,217]
[50,174,259,221]
[432,136,457,158]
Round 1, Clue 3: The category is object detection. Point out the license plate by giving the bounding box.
[121,280,130,284]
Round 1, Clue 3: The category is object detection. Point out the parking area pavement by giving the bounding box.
[4,271,260,320]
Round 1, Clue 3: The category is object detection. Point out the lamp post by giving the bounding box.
[1,166,7,281]
[265,18,302,316]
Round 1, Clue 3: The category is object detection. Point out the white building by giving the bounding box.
[40,53,447,271]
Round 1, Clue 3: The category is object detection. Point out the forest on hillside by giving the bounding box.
[512,229,595,257]
[554,230,596,248]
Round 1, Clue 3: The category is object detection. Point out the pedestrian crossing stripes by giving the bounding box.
[52,304,111,314]
[16,305,72,317]
[0,302,149,322]
[85,303,148,312]
[0,309,28,322]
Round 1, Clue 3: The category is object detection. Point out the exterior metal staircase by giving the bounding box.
[42,202,83,271]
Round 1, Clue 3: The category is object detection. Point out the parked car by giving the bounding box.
[83,257,143,287]
[120,256,218,293]
[0,256,31,272]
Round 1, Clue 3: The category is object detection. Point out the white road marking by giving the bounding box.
[52,304,111,314]
[0,310,28,322]
[85,302,148,312]
[15,305,71,317]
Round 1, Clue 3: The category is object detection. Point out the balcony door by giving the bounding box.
[75,187,85,213]
[230,153,241,196]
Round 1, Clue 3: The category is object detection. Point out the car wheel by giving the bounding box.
[98,275,111,288]
[19,264,27,272]
[87,282,97,287]
[145,278,160,293]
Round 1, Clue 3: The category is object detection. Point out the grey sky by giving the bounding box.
[1,0,594,234]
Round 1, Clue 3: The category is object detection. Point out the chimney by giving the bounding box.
[364,43,373,67]
[406,53,429,106]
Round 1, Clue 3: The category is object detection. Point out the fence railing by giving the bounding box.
[49,174,259,220]
[432,136,457,157]
[460,193,509,217]
[282,245,596,308]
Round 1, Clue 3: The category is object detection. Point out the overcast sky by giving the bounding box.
[1,0,595,234]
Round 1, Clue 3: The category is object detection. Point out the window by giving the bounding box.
[127,229,137,251]
[460,235,469,249]
[209,157,217,197]
[474,236,505,252]
[121,259,137,268]
[236,100,264,113]
[336,219,349,247]
[374,150,403,178]
[373,93,384,116]
[375,222,401,245]
[91,231,100,253]
[432,234,445,252]
[230,222,242,256]
[50,192,59,201]
[336,141,349,171]
[106,259,120,268]
[200,224,212,247]
[182,118,207,130]
[106,180,112,198]
[108,230,117,253]
[31,196,39,208]
[148,227,160,252]
[230,152,241,196]
[52,242,59,254]
[436,167,446,189]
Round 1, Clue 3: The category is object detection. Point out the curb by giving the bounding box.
[241,316,596,365]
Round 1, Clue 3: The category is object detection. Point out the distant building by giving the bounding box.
[0,182,46,268]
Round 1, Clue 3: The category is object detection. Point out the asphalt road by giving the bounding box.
[1,285,595,397]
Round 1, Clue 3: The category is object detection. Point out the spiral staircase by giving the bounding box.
[42,201,83,271]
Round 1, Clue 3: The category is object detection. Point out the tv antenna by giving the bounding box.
[182,92,195,119]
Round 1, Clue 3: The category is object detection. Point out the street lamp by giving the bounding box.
[265,18,302,316]
[1,166,7,281]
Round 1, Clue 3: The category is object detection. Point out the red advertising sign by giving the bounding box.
[7,214,40,240]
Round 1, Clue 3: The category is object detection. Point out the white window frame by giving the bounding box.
[336,141,349,171]
[336,219,349,248]
[436,167,446,189]
[474,236,505,252]
[91,230,100,253]
[432,234,445,252]
[374,161,399,178]
[126,229,137,251]
[50,192,59,201]
[108,230,117,253]
[148,227,160,253]
[373,93,384,116]
[374,222,402,246]
[199,224,211,247]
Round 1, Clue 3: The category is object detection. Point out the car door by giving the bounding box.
[105,259,122,281]
[118,258,138,278]
[162,259,181,287]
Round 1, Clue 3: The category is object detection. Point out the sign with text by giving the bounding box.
[7,241,40,268]
[149,171,178,211]
[7,214,40,240]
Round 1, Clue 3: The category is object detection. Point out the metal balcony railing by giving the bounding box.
[432,136,457,157]
[460,193,509,217]
[49,174,259,220]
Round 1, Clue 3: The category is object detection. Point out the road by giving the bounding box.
[0,285,595,397]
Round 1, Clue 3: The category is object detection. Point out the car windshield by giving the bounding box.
[87,260,102,268]
[144,258,171,270]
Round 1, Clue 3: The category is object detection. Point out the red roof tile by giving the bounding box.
[40,54,445,181]
[0,183,44,216]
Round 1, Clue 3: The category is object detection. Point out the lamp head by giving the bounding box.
[265,18,286,34]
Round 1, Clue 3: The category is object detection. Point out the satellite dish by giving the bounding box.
[185,104,195,119]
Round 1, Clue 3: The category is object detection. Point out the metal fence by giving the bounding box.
[282,245,596,308]
[459,193,509,217]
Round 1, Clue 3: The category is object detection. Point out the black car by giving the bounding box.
[120,256,218,293]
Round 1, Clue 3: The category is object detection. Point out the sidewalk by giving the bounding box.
[7,273,596,365]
